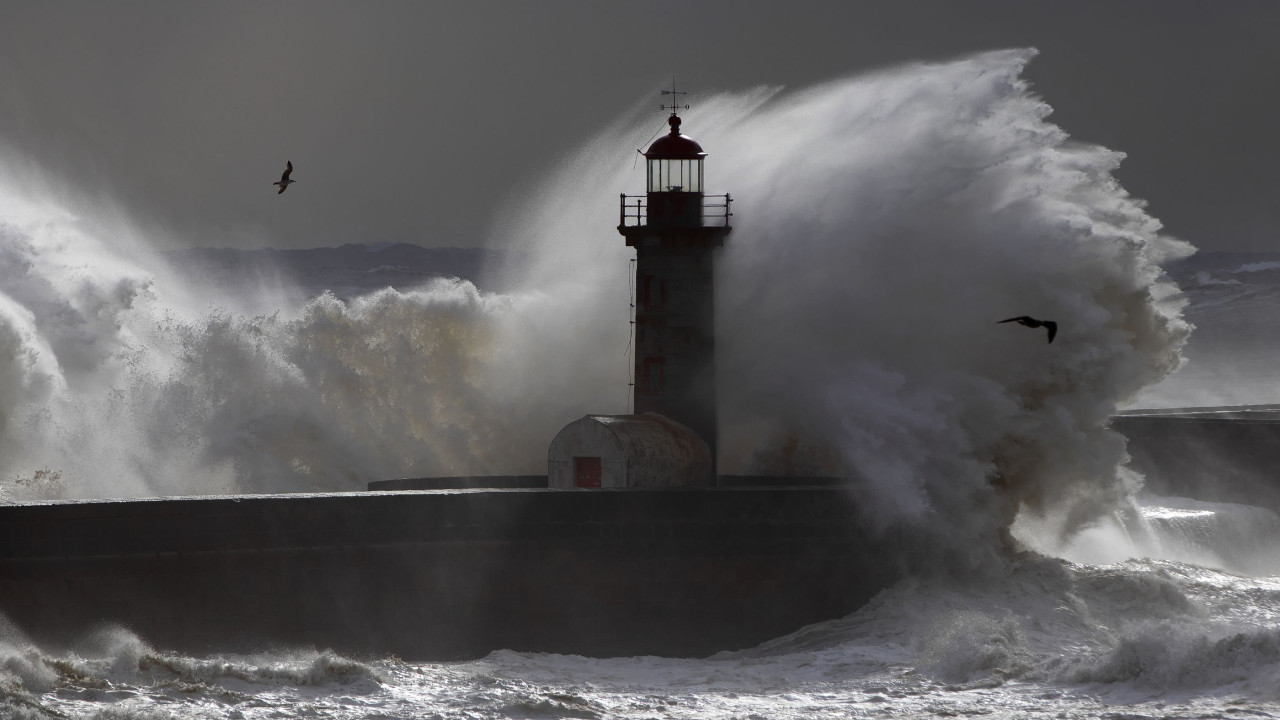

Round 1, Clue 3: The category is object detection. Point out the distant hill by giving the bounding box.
[163,243,521,299]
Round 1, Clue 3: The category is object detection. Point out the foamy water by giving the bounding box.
[4,48,1272,717]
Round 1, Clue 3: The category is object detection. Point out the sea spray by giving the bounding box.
[716,50,1192,561]
[0,50,1190,560]
[7,48,1280,720]
[499,49,1192,559]
[0,188,177,499]
[0,188,553,496]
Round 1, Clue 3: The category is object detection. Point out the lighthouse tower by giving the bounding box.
[618,111,732,478]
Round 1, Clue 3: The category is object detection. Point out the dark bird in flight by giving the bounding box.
[998,316,1058,343]
[273,161,295,194]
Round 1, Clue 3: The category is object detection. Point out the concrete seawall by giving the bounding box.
[4,409,1268,661]
[1115,408,1280,512]
[0,487,894,660]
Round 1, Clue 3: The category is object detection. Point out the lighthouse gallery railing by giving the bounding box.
[619,194,732,229]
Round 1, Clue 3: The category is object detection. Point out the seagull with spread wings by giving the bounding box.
[998,315,1058,344]
[273,161,295,194]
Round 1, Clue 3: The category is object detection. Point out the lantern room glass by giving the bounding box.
[648,158,703,193]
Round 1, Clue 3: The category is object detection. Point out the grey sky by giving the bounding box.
[1,1,1276,252]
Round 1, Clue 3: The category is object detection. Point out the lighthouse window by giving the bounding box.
[648,159,703,193]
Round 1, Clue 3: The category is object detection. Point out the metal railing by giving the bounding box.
[619,193,732,229]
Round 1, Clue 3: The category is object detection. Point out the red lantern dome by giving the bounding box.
[644,114,705,192]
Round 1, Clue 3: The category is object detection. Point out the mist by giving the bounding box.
[503,49,1192,557]
[0,51,1192,562]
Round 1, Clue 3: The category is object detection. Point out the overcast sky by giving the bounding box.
[1,1,1277,253]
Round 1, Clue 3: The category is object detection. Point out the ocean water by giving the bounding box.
[3,48,1276,717]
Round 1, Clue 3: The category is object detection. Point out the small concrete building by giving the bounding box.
[548,413,712,489]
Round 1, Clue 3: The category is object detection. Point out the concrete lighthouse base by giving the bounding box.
[0,486,896,660]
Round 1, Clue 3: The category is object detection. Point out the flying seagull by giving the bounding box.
[273,161,295,194]
[998,316,1058,344]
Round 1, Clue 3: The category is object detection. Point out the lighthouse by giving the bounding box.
[619,111,732,476]
[546,106,731,489]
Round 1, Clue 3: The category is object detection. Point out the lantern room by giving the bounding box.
[646,114,705,193]
[641,114,710,227]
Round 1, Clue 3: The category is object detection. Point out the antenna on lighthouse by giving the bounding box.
[660,76,690,114]
[635,77,690,167]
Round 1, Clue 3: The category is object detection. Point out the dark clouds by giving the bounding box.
[0,1,1277,251]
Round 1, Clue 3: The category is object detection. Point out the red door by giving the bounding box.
[574,457,602,488]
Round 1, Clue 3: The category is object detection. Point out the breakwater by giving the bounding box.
[0,486,892,660]
[2,408,1258,662]
[1115,406,1280,512]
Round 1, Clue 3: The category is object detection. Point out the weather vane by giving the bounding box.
[660,76,689,114]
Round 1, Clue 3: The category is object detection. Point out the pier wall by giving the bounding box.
[4,412,1273,661]
[0,487,894,660]
[1115,410,1280,512]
